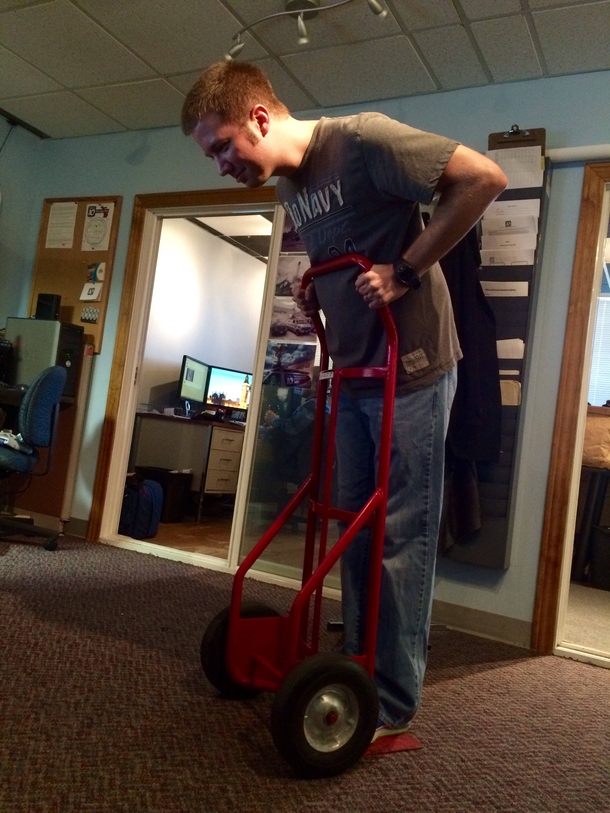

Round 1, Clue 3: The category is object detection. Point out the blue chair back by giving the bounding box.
[18,366,67,448]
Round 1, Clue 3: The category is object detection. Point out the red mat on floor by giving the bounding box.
[365,732,422,756]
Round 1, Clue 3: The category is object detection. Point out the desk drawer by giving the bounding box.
[211,427,244,453]
[208,448,240,472]
[204,469,239,494]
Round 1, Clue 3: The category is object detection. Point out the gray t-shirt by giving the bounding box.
[276,112,462,393]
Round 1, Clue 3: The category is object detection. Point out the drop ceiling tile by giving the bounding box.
[0,43,61,97]
[528,0,593,8]
[472,15,542,82]
[166,70,203,96]
[389,0,459,30]
[533,3,610,75]
[73,0,266,74]
[76,79,185,131]
[282,36,436,108]
[0,0,52,9]
[0,91,126,138]
[458,0,522,19]
[226,0,400,56]
[249,58,318,111]
[0,0,154,86]
[414,25,488,90]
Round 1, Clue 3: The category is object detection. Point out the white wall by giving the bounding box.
[138,218,266,408]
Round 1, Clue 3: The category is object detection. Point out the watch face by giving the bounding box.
[394,261,421,288]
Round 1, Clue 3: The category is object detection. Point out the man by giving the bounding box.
[182,61,507,741]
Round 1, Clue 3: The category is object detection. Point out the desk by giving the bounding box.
[131,413,245,518]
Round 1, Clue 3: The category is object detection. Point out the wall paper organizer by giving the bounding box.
[28,196,122,353]
[443,126,549,569]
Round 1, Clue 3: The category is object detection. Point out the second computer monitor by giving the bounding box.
[206,366,251,411]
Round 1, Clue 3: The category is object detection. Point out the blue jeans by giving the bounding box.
[336,367,457,727]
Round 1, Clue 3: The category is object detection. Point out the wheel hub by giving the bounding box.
[303,684,359,752]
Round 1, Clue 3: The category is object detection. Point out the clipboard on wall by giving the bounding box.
[488,125,546,153]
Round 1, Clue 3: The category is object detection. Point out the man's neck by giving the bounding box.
[272,117,319,177]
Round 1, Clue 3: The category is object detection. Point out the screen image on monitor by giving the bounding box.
[206,366,251,411]
[179,355,210,404]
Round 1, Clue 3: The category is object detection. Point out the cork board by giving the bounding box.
[27,196,122,352]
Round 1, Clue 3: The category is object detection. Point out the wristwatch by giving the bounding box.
[393,258,422,290]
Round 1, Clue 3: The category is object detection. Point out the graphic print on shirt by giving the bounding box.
[281,177,357,259]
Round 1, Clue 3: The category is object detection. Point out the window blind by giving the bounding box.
[588,295,610,406]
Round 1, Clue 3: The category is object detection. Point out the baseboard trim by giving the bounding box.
[432,599,532,649]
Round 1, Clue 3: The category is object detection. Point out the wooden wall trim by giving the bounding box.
[86,187,277,543]
[531,163,610,652]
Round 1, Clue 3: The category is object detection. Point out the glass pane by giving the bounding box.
[566,185,610,658]
[239,216,341,587]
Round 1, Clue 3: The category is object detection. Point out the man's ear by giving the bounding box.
[250,104,271,137]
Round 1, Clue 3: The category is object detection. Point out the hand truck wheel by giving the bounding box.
[271,653,378,778]
[201,603,279,698]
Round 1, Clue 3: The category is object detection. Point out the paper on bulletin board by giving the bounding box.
[82,202,114,251]
[45,201,77,248]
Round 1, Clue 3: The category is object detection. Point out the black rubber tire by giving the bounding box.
[201,602,279,699]
[271,653,378,778]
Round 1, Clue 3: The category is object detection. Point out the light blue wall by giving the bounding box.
[0,119,45,322]
[2,69,609,625]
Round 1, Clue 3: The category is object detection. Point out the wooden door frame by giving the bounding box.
[86,187,278,543]
[531,163,610,652]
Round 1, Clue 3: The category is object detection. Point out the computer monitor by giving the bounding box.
[178,355,210,408]
[206,366,251,412]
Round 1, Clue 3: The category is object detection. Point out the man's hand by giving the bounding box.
[265,409,279,425]
[355,264,408,309]
[293,281,320,317]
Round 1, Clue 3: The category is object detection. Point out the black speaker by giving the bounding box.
[35,293,61,320]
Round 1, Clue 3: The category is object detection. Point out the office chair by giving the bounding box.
[0,365,67,551]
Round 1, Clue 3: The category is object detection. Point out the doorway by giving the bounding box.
[532,164,610,665]
[87,188,282,573]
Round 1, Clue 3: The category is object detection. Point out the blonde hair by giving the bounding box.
[181,62,289,135]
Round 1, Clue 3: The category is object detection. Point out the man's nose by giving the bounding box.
[217,157,232,176]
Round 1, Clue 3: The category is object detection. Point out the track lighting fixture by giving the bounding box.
[225,0,389,61]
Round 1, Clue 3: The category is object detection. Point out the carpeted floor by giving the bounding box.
[0,535,609,813]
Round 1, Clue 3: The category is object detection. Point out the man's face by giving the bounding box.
[192,112,271,188]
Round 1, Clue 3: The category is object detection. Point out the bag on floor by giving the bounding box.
[119,475,163,539]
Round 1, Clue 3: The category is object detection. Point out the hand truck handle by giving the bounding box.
[300,253,398,352]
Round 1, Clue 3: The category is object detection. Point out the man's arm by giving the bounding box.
[355,144,508,309]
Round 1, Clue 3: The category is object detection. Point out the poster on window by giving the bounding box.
[270,298,316,343]
[263,342,316,388]
[275,254,308,297]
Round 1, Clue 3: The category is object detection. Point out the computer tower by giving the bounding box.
[4,317,84,397]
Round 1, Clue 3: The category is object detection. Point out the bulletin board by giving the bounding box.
[27,195,122,353]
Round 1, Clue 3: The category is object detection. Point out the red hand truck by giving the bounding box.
[200,254,398,778]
